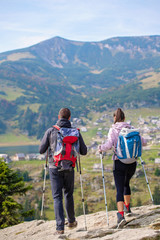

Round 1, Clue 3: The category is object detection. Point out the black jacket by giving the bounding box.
[39,118,87,168]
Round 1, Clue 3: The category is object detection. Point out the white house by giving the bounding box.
[93,163,101,171]
[0,154,8,159]
[80,127,87,132]
[13,153,25,161]
[37,154,45,160]
[155,158,160,164]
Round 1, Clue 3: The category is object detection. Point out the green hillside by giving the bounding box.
[0,35,160,140]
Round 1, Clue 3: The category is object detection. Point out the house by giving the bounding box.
[96,131,103,138]
[142,135,152,142]
[156,121,160,128]
[37,154,45,160]
[0,154,12,163]
[80,127,87,132]
[156,135,160,141]
[71,118,82,127]
[88,141,98,153]
[13,153,25,161]
[4,156,12,164]
[0,154,8,159]
[155,158,160,164]
[93,163,101,171]
[26,154,37,160]
[96,118,104,123]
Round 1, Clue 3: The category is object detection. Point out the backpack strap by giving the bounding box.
[53,125,60,131]
[53,125,80,132]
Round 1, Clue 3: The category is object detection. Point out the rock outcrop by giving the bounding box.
[0,204,160,240]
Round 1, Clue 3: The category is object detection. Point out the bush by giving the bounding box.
[108,197,117,211]
[153,186,160,204]
[136,197,142,207]
[154,168,160,176]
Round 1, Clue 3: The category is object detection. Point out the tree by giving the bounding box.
[0,161,34,229]
[16,169,32,182]
[0,119,6,134]
[18,107,37,136]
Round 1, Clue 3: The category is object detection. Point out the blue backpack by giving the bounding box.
[116,128,142,163]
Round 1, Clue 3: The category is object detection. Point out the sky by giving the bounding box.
[0,0,160,53]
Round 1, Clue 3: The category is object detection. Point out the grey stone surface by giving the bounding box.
[0,205,160,240]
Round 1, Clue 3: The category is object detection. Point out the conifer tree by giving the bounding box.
[0,161,34,229]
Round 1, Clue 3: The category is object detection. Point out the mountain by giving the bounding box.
[0,35,160,139]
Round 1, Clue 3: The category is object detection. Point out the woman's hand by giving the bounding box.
[98,145,102,154]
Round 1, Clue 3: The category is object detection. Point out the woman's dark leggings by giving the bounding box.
[113,160,137,202]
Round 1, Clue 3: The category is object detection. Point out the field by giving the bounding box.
[0,133,40,146]
[9,148,160,221]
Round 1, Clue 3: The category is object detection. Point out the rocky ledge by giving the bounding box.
[0,204,160,240]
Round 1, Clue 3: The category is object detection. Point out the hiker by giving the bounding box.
[39,108,87,235]
[99,108,147,228]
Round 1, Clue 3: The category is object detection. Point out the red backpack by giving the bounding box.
[53,125,80,167]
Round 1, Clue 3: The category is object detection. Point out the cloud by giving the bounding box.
[0,0,160,52]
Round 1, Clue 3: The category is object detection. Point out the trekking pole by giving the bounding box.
[41,149,48,217]
[78,154,87,231]
[100,153,109,226]
[140,157,154,203]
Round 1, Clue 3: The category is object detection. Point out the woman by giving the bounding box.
[99,108,146,228]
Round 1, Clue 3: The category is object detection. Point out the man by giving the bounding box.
[39,108,87,235]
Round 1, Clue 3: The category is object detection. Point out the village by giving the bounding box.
[1,115,160,165]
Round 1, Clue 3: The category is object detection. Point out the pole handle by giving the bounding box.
[45,149,48,167]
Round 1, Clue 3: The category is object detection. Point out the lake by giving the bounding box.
[0,145,40,155]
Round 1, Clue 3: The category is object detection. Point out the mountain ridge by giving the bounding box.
[0,35,160,139]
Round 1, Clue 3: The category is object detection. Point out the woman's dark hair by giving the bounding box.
[113,108,125,123]
[59,108,71,119]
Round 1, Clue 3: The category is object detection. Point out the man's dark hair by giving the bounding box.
[113,108,125,124]
[59,108,71,119]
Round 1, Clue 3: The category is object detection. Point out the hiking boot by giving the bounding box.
[54,230,64,235]
[66,221,78,229]
[124,204,132,216]
[117,212,126,228]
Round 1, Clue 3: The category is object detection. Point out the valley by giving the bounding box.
[1,107,160,221]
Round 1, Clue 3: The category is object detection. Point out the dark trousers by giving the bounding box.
[49,168,75,230]
[113,160,137,202]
